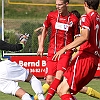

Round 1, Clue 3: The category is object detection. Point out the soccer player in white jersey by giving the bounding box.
[0,34,44,100]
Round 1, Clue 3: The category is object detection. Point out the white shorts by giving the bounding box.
[0,60,29,95]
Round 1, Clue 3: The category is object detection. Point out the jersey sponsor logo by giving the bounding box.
[55,22,73,31]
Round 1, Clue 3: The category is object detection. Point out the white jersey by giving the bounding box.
[0,60,29,81]
[0,60,29,95]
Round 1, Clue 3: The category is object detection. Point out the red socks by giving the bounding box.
[45,78,77,100]
[60,94,77,100]
[45,78,61,100]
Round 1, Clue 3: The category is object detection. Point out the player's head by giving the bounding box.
[84,0,99,10]
[56,0,69,15]
[71,10,81,19]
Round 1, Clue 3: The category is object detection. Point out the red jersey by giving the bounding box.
[44,10,79,54]
[80,11,100,57]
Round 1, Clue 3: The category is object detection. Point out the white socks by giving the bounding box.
[30,76,44,100]
[22,93,33,100]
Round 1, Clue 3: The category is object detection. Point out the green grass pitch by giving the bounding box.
[0,78,100,100]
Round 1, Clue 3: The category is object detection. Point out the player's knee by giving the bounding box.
[56,70,63,80]
[57,88,62,96]
[57,87,70,96]
[30,75,41,85]
[30,76,43,94]
[57,85,64,96]
[57,82,70,96]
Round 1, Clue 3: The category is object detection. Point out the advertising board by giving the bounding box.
[4,55,100,78]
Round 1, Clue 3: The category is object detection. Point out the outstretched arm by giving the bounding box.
[0,40,23,51]
[0,34,29,51]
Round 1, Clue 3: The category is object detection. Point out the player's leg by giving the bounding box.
[34,53,59,100]
[57,77,76,100]
[0,78,33,100]
[15,88,34,100]
[61,54,98,100]
[45,54,71,100]
[42,83,50,94]
[45,70,63,100]
[80,86,100,99]
[25,72,44,100]
[34,83,50,100]
[34,74,55,100]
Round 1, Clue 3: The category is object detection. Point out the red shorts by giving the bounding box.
[45,53,72,77]
[63,52,99,95]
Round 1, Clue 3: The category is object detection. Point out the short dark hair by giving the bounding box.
[63,0,69,3]
[84,0,99,10]
[71,10,81,19]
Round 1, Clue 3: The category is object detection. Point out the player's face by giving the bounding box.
[56,0,68,15]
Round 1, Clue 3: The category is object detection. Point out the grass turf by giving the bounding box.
[0,78,100,100]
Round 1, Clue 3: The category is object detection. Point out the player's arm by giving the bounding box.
[71,33,81,60]
[37,27,48,57]
[0,34,29,51]
[0,40,23,51]
[52,28,89,60]
[34,26,44,45]
[37,27,48,46]
[34,26,44,34]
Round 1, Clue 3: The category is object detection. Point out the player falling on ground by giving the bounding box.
[0,34,44,100]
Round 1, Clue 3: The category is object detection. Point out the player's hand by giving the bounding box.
[37,46,44,57]
[72,48,77,52]
[52,47,66,61]
[20,33,29,44]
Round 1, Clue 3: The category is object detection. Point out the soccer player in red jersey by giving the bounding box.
[37,0,80,99]
[52,0,100,99]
